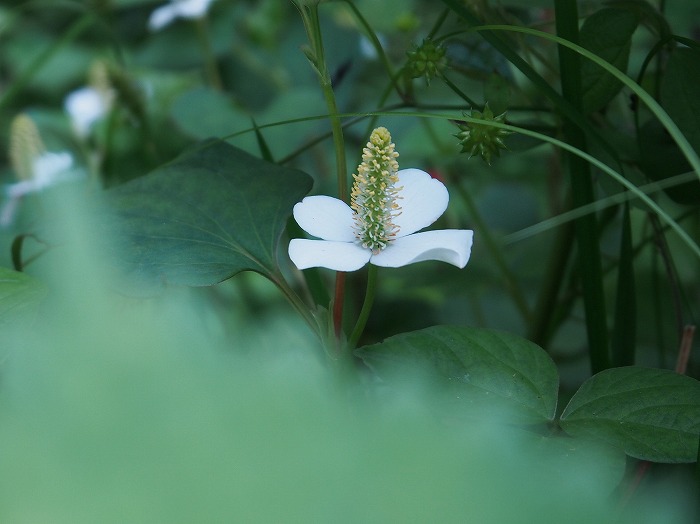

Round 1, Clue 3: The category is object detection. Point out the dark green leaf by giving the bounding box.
[107,139,313,286]
[580,8,639,113]
[0,267,46,324]
[560,367,700,463]
[638,119,700,205]
[661,47,700,180]
[356,326,559,423]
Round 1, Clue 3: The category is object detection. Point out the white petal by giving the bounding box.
[148,4,178,31]
[64,87,107,137]
[370,229,473,268]
[289,239,370,271]
[176,0,215,18]
[293,195,356,242]
[393,169,449,237]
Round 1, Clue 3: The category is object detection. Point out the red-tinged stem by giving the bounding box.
[674,325,695,375]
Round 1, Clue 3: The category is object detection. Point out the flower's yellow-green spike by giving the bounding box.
[9,114,44,181]
[350,127,402,254]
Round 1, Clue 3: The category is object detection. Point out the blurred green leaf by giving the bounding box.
[0,266,46,324]
[560,367,700,463]
[580,7,639,113]
[170,87,257,152]
[356,326,559,423]
[106,139,313,286]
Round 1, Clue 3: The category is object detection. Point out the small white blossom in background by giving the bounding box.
[148,0,217,31]
[2,115,81,227]
[2,152,78,227]
[64,61,114,139]
[64,87,111,139]
[289,127,473,272]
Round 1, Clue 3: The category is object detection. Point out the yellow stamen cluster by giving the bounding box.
[350,127,402,253]
[9,114,44,181]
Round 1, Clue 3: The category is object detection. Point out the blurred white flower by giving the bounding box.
[64,86,112,138]
[2,152,78,227]
[148,0,216,31]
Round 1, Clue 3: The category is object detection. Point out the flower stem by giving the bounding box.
[194,17,222,90]
[294,1,349,338]
[348,264,378,348]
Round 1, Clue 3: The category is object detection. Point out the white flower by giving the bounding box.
[64,86,111,138]
[2,152,77,226]
[289,168,473,272]
[148,0,216,31]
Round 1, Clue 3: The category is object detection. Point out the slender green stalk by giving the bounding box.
[441,75,479,108]
[348,264,378,348]
[554,0,610,373]
[455,180,531,323]
[611,203,637,366]
[292,1,349,339]
[194,17,222,90]
[270,271,319,335]
[528,220,575,347]
[0,14,94,110]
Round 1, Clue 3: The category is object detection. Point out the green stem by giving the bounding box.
[293,1,349,339]
[349,264,378,348]
[194,17,223,90]
[441,74,479,108]
[528,220,575,347]
[0,14,94,110]
[455,180,531,324]
[272,271,318,335]
[554,0,610,373]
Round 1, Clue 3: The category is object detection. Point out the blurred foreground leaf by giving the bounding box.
[356,326,559,423]
[107,139,313,286]
[560,367,700,463]
[0,266,46,324]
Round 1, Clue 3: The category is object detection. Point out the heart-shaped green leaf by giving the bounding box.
[560,366,700,463]
[107,139,313,286]
[356,326,559,423]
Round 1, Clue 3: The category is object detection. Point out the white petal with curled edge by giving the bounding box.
[393,169,449,237]
[293,195,356,242]
[370,229,473,268]
[289,239,371,271]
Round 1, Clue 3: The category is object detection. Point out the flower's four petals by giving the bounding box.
[293,195,356,242]
[393,169,449,237]
[370,229,473,269]
[289,238,371,271]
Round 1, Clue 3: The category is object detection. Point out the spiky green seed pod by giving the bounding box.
[406,38,448,85]
[454,104,512,165]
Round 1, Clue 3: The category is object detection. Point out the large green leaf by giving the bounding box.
[356,326,559,423]
[580,7,639,113]
[0,266,46,324]
[560,367,700,463]
[107,139,313,286]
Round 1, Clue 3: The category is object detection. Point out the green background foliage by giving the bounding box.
[0,0,698,520]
